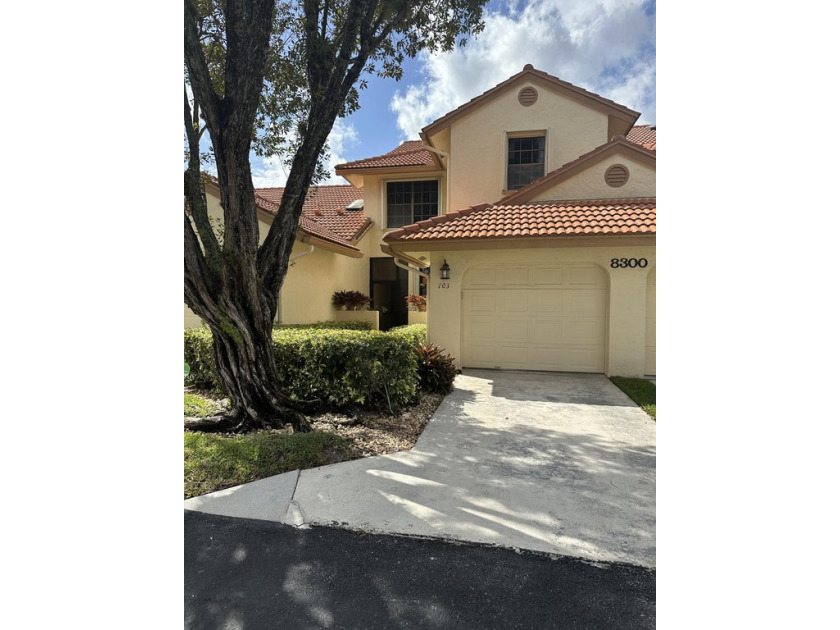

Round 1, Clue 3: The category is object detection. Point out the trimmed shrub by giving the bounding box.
[184,328,220,390]
[184,326,420,410]
[273,320,373,331]
[387,323,427,348]
[416,342,459,394]
[273,328,419,409]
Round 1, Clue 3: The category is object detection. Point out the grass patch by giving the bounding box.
[609,377,656,419]
[184,392,225,418]
[184,430,353,499]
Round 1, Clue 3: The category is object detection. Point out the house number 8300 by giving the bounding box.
[610,258,648,269]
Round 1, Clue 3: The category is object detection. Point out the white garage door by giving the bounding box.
[645,268,656,376]
[462,264,607,372]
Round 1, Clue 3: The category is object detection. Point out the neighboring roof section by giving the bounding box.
[203,177,369,255]
[384,198,655,243]
[254,185,370,243]
[627,125,656,150]
[421,64,640,140]
[334,140,438,171]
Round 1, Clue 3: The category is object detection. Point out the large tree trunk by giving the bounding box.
[184,313,311,434]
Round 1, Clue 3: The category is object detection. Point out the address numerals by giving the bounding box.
[610,258,648,269]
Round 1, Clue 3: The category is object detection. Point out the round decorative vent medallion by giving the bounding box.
[518,87,538,107]
[605,164,629,187]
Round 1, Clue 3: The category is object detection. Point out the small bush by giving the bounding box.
[331,290,371,310]
[416,342,459,394]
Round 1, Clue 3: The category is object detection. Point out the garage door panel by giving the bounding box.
[496,344,529,366]
[531,319,563,342]
[465,319,497,340]
[563,290,606,315]
[530,346,562,369]
[467,293,496,312]
[497,292,528,313]
[532,291,564,312]
[533,266,564,286]
[563,318,605,344]
[464,344,496,367]
[462,264,607,374]
[562,345,606,372]
[503,319,530,341]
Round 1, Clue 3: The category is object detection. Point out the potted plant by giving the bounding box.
[406,294,427,311]
[332,290,371,311]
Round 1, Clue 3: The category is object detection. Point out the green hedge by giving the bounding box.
[273,320,373,331]
[184,324,428,410]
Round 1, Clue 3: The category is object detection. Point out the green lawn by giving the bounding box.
[184,428,353,499]
[609,377,656,419]
[184,392,225,418]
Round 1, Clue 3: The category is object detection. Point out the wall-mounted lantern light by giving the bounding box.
[440,259,450,280]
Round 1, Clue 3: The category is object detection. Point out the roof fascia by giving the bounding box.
[297,230,363,258]
[422,69,641,138]
[387,233,655,253]
[334,164,442,177]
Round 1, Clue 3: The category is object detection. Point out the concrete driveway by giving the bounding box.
[186,369,656,568]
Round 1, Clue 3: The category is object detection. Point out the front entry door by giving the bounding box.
[370,257,408,330]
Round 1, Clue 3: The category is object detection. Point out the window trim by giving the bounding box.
[504,129,548,192]
[382,177,442,229]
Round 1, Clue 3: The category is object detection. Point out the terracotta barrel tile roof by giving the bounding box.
[335,140,436,170]
[203,176,368,251]
[254,185,369,242]
[627,124,656,150]
[384,199,656,242]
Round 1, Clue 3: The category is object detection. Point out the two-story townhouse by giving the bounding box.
[343,65,656,377]
[186,64,655,377]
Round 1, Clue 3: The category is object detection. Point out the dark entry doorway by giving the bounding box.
[370,257,408,330]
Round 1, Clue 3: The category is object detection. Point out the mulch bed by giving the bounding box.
[311,391,445,458]
[184,389,445,457]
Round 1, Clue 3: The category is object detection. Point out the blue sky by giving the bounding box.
[249,0,656,187]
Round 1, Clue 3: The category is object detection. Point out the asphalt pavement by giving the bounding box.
[185,510,656,629]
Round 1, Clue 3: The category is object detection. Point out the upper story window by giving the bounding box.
[386,180,438,228]
[507,135,545,190]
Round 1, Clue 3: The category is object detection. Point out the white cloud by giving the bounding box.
[390,0,656,138]
[250,118,359,187]
[322,118,359,184]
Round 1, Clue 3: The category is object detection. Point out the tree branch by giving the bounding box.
[184,86,222,268]
[184,0,222,141]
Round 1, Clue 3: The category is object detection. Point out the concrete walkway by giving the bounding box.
[185,369,656,568]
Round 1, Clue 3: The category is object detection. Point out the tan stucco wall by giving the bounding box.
[530,155,656,202]
[184,304,205,328]
[187,187,376,328]
[424,244,655,377]
[279,236,371,324]
[448,81,611,211]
